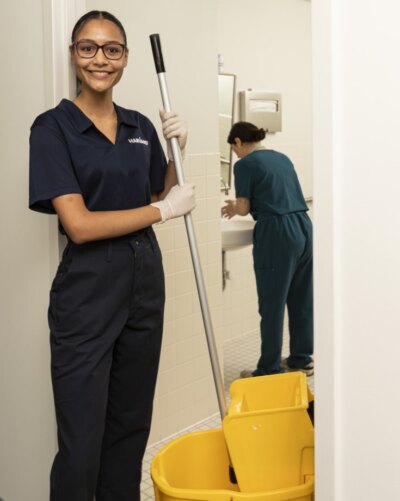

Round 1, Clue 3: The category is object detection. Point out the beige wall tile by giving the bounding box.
[162,321,176,347]
[175,271,195,296]
[175,293,193,319]
[192,175,207,198]
[207,175,222,198]
[162,251,176,276]
[149,155,225,442]
[173,225,189,249]
[174,246,192,273]
[155,367,177,397]
[175,315,193,343]
[176,341,194,368]
[159,343,177,373]
[207,197,222,221]
[155,225,174,251]
[185,154,207,178]
[206,153,220,176]
[164,298,175,324]
[192,198,208,223]
[176,361,194,384]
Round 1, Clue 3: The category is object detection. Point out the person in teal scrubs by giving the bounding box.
[222,122,313,376]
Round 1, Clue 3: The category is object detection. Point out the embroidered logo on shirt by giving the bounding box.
[128,137,149,145]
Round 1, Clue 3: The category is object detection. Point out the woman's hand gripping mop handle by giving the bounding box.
[149,34,229,424]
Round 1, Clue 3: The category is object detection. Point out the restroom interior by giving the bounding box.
[3,0,400,499]
[104,0,313,445]
[91,0,313,496]
[2,0,312,499]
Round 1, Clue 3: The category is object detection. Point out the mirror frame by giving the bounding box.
[218,73,236,193]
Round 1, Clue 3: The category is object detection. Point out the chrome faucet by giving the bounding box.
[220,177,229,195]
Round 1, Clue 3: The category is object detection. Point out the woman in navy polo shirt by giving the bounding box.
[29,11,194,501]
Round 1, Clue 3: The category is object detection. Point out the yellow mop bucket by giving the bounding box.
[223,372,314,493]
[151,373,314,501]
[151,428,314,501]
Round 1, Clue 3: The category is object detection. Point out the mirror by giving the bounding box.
[218,73,236,193]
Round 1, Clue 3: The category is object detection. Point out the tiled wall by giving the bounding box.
[221,245,259,343]
[148,153,223,444]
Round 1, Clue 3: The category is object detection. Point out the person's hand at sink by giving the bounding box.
[221,197,250,219]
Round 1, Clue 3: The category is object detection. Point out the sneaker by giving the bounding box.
[297,364,314,377]
[281,358,314,377]
[239,369,254,378]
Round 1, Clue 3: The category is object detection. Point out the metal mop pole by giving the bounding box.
[149,34,228,421]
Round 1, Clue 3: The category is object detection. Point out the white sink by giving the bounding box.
[221,218,255,251]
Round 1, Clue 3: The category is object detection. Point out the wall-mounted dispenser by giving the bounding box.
[239,90,282,133]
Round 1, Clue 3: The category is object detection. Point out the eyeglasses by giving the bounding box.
[74,41,126,60]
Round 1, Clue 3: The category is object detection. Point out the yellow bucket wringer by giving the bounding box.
[151,373,314,501]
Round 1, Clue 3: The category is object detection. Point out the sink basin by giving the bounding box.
[221,218,255,251]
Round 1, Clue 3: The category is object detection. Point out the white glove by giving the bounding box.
[159,109,188,161]
[151,183,195,223]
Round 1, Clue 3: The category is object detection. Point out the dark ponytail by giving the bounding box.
[227,122,267,144]
[71,10,127,45]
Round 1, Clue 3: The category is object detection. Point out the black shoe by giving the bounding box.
[281,357,314,377]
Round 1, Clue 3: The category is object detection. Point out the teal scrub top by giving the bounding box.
[234,149,308,220]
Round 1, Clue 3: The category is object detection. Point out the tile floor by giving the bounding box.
[140,329,314,500]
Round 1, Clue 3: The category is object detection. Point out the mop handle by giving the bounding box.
[150,34,228,420]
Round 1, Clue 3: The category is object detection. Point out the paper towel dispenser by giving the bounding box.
[239,90,282,133]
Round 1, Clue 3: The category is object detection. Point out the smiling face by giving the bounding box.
[70,19,128,96]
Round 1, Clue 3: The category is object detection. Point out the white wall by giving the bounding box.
[313,0,400,499]
[217,0,313,198]
[0,2,57,500]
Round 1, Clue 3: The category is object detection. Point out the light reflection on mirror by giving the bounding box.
[218,73,236,193]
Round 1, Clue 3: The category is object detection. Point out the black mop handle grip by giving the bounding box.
[150,34,165,73]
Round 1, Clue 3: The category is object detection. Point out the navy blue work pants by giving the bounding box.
[252,212,313,375]
[48,228,165,501]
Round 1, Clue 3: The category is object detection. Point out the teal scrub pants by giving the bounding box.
[252,212,313,375]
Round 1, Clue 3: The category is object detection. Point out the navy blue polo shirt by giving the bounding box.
[29,99,167,215]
